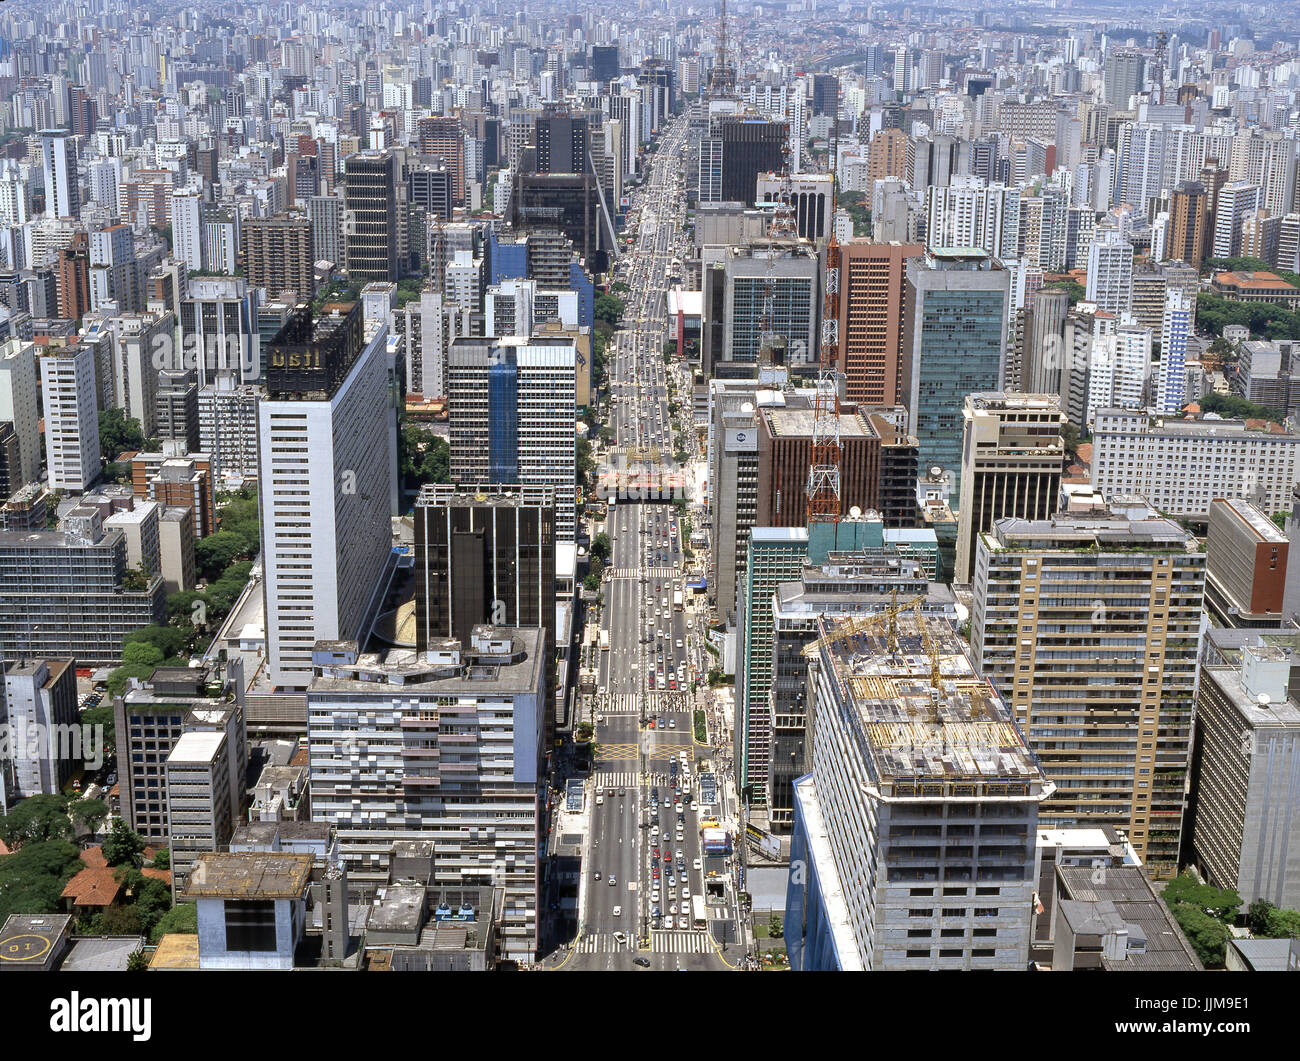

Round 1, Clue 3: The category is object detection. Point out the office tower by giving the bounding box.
[1103,50,1145,107]
[737,527,809,803]
[0,338,39,490]
[240,215,314,302]
[413,481,556,659]
[0,158,29,226]
[1022,286,1071,400]
[40,342,100,492]
[954,394,1065,585]
[447,336,577,540]
[409,165,453,220]
[2,660,77,799]
[172,188,204,273]
[708,240,819,371]
[756,403,881,527]
[756,173,834,243]
[1204,498,1290,626]
[786,612,1052,970]
[444,250,482,313]
[203,213,238,275]
[811,74,839,117]
[39,129,80,220]
[1085,231,1133,316]
[114,661,246,843]
[1212,182,1262,259]
[715,116,787,206]
[198,377,262,480]
[1188,643,1300,909]
[535,113,591,175]
[307,629,545,962]
[0,505,166,664]
[1091,409,1300,520]
[972,498,1204,877]
[900,249,1010,490]
[867,128,915,185]
[590,45,620,83]
[55,231,92,321]
[708,380,768,623]
[258,302,394,689]
[308,195,343,268]
[836,241,924,406]
[512,170,615,274]
[343,151,399,284]
[1157,289,1193,413]
[179,277,259,387]
[416,116,465,205]
[106,312,172,437]
[1168,181,1209,268]
[923,178,1021,261]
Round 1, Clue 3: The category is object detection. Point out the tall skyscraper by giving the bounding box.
[240,214,315,302]
[836,241,924,406]
[1085,230,1133,316]
[786,612,1052,970]
[972,497,1204,877]
[343,150,399,284]
[900,249,1010,489]
[257,302,394,689]
[39,129,80,220]
[416,116,465,205]
[1103,50,1145,107]
[447,335,577,540]
[1212,181,1262,259]
[0,338,40,491]
[412,483,556,655]
[1157,289,1193,413]
[308,194,343,268]
[40,341,100,492]
[1167,180,1209,268]
[172,188,204,273]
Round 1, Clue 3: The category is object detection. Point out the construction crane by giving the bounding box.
[914,599,941,690]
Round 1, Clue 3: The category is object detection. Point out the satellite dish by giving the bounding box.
[929,466,943,477]
[1258,693,1272,707]
[741,402,754,413]
[849,506,862,518]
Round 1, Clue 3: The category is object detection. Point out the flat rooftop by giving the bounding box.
[184,852,313,900]
[764,406,875,439]
[813,614,1046,795]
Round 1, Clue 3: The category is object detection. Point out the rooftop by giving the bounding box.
[183,852,314,900]
[1056,865,1202,971]
[812,614,1048,797]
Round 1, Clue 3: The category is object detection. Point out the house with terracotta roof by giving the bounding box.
[1211,270,1300,309]
[59,845,173,917]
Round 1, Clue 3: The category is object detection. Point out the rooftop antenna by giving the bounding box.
[710,0,736,97]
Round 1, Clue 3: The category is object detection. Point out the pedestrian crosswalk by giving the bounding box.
[593,770,642,788]
[652,930,715,954]
[605,567,679,580]
[598,692,688,715]
[575,934,632,954]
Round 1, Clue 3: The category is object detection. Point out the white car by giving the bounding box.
[680,889,690,902]
[596,796,604,805]
[613,906,623,918]
[690,802,699,812]
[669,903,677,916]
[650,890,660,904]
[678,917,690,930]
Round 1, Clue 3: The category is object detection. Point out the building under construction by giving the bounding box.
[785,611,1053,971]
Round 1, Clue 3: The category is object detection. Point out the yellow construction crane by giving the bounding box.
[914,599,941,689]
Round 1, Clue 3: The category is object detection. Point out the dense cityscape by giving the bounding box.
[0,0,1296,1006]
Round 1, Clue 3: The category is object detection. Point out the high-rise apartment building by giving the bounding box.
[0,338,39,491]
[954,394,1065,585]
[258,302,395,689]
[836,240,923,406]
[308,195,343,268]
[1090,409,1300,519]
[172,188,204,273]
[2,659,77,800]
[40,129,80,220]
[416,116,466,206]
[924,178,1021,261]
[1085,230,1133,316]
[40,341,100,492]
[306,629,546,963]
[1167,181,1209,268]
[1212,182,1262,260]
[343,150,399,284]
[1103,50,1145,107]
[786,612,1052,970]
[900,249,1010,490]
[867,128,915,185]
[240,215,315,303]
[972,497,1204,877]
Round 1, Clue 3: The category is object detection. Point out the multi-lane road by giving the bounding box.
[562,117,737,971]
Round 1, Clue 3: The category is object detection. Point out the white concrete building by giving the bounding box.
[0,338,40,490]
[1085,230,1133,316]
[40,342,101,492]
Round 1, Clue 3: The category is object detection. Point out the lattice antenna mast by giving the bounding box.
[711,0,736,96]
[806,89,841,527]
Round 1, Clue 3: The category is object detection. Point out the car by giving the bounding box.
[675,831,684,842]
[652,846,660,858]
[679,917,690,930]
[594,871,601,880]
[619,788,626,797]
[667,875,676,888]
[613,906,623,918]
[662,798,670,808]
[650,889,660,903]
[609,875,617,886]
[647,719,655,729]
[690,802,699,812]
[596,795,604,805]
[633,957,652,968]
[669,903,677,916]
[692,858,702,871]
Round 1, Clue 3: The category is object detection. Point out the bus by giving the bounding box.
[600,630,610,653]
[691,895,707,930]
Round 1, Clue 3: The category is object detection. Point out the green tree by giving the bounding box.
[583,573,601,592]
[151,848,171,870]
[102,818,147,868]
[590,533,611,563]
[1170,905,1232,967]
[0,839,83,920]
[121,641,165,669]
[98,408,146,463]
[1199,391,1285,423]
[166,590,208,624]
[90,904,142,936]
[150,901,197,943]
[118,868,173,938]
[105,662,159,700]
[1045,279,1086,306]
[0,795,73,848]
[69,798,110,836]
[195,530,252,578]
[124,624,190,660]
[126,949,150,971]
[594,293,625,328]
